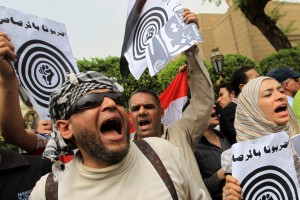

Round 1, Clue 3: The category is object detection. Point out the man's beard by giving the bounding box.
[75,128,130,165]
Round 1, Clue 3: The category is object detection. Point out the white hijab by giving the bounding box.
[235,76,299,142]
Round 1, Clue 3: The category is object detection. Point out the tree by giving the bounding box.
[206,0,293,51]
[207,54,257,97]
[259,49,300,75]
[235,0,292,51]
[208,54,258,85]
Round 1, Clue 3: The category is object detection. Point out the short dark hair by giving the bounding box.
[231,66,254,96]
[217,81,234,95]
[129,88,161,108]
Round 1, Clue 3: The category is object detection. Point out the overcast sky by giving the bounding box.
[0,0,230,59]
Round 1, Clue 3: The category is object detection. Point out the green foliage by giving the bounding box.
[121,71,163,108]
[295,42,300,51]
[206,54,257,98]
[259,49,300,75]
[269,3,285,22]
[267,3,297,35]
[76,54,258,107]
[77,55,196,109]
[281,20,297,35]
[77,56,121,79]
[208,54,258,85]
[76,53,262,108]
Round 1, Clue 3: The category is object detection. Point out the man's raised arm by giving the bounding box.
[0,32,37,152]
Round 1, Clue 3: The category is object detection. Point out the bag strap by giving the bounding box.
[45,172,58,200]
[45,140,178,200]
[134,140,178,200]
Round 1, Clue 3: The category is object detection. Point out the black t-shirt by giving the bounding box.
[0,149,52,200]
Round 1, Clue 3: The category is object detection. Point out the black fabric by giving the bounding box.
[182,88,191,112]
[219,102,237,145]
[0,149,52,200]
[119,0,147,80]
[194,130,231,200]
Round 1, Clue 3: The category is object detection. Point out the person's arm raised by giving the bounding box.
[175,9,214,150]
[0,32,37,153]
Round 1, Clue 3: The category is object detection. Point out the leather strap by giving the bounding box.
[45,172,58,200]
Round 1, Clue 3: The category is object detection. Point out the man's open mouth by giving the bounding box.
[100,118,122,135]
[139,119,150,126]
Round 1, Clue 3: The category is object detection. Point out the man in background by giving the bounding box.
[219,67,259,145]
[267,67,300,107]
[129,9,214,199]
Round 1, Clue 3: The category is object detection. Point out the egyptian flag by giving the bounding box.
[120,0,147,80]
[159,69,188,125]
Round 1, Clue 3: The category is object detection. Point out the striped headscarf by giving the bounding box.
[235,76,299,142]
[43,71,124,162]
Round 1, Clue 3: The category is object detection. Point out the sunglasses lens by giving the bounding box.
[66,92,124,119]
[113,94,124,106]
[77,94,103,110]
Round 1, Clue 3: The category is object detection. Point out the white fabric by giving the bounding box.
[30,138,204,200]
[288,95,294,107]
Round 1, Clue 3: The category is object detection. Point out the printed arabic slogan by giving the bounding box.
[0,6,79,120]
[232,131,300,200]
[121,0,203,80]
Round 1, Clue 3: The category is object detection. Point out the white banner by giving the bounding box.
[232,131,300,199]
[146,9,202,76]
[0,6,79,120]
[124,0,203,79]
[291,134,300,159]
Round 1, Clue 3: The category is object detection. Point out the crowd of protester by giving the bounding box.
[1,7,300,200]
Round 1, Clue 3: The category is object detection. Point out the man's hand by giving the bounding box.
[178,63,188,73]
[0,32,16,60]
[222,175,242,200]
[182,8,199,29]
[0,32,16,78]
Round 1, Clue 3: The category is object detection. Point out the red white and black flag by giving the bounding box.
[120,0,147,80]
[159,69,188,125]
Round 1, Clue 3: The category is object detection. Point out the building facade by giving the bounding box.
[197,1,300,64]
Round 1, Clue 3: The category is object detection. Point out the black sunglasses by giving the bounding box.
[65,91,124,119]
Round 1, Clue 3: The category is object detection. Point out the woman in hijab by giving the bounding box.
[222,76,300,199]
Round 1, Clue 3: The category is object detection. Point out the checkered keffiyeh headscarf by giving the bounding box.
[49,71,124,122]
[235,76,299,142]
[43,71,124,162]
